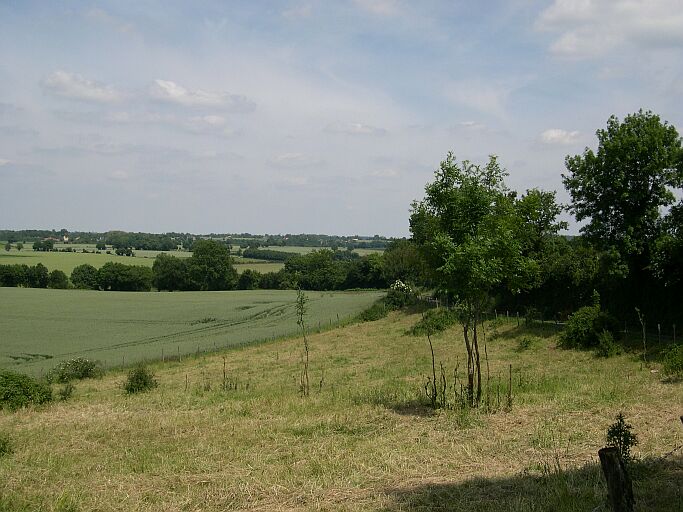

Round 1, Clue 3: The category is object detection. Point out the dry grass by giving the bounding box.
[0,312,681,511]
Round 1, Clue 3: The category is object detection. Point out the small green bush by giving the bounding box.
[595,330,621,358]
[560,304,619,349]
[0,432,12,457]
[606,412,638,463]
[408,308,458,336]
[47,358,103,383]
[517,336,538,351]
[662,344,683,378]
[124,364,158,394]
[0,370,52,411]
[385,280,417,309]
[358,301,388,322]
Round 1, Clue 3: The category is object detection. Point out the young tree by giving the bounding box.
[15,243,23,251]
[296,289,310,397]
[410,153,536,406]
[4,243,10,252]
[71,264,99,290]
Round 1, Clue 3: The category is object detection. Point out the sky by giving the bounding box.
[1,0,682,237]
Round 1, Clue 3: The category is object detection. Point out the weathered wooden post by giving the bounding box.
[598,447,634,512]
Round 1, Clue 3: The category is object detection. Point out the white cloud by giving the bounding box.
[42,71,123,103]
[444,80,511,118]
[353,0,398,16]
[149,80,255,112]
[268,152,322,169]
[537,0,683,58]
[540,128,580,145]
[324,122,386,135]
[108,170,129,181]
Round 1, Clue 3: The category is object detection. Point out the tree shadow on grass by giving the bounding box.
[384,456,682,511]
[493,322,562,341]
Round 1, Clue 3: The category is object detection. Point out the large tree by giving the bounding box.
[410,153,537,406]
[187,239,237,291]
[563,110,683,263]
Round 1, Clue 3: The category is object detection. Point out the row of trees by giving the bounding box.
[0,264,69,289]
[406,110,683,406]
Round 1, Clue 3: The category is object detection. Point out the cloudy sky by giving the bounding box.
[1,1,682,236]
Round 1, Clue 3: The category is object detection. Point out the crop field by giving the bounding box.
[256,245,384,256]
[0,288,383,375]
[0,249,283,275]
[0,311,680,511]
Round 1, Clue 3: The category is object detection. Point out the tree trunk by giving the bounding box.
[598,447,634,512]
[472,316,482,406]
[462,322,474,406]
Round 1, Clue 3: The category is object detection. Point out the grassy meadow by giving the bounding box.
[0,246,283,275]
[0,288,383,375]
[0,310,680,511]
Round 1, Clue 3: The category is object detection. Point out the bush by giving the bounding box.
[0,432,12,457]
[48,269,69,289]
[559,304,619,349]
[517,335,538,351]
[358,301,388,322]
[595,329,621,358]
[124,364,158,394]
[606,412,638,463]
[385,280,417,309]
[47,358,103,383]
[408,308,458,336]
[662,344,683,378]
[0,370,52,411]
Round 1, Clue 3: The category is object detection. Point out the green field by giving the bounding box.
[0,248,283,275]
[254,245,384,256]
[0,288,383,375]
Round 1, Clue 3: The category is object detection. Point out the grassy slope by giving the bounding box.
[0,288,383,375]
[0,312,680,511]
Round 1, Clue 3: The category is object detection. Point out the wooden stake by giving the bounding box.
[598,447,634,512]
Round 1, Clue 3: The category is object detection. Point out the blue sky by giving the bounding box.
[1,0,682,236]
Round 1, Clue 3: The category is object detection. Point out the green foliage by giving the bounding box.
[124,364,158,394]
[606,412,638,463]
[237,269,261,290]
[152,253,191,291]
[661,344,683,378]
[0,370,52,410]
[559,302,619,349]
[595,330,621,358]
[357,301,388,322]
[47,358,103,383]
[0,432,12,457]
[48,269,69,289]
[385,280,416,309]
[517,336,539,351]
[408,308,458,336]
[4,243,10,251]
[97,262,153,291]
[70,264,99,289]
[187,239,237,291]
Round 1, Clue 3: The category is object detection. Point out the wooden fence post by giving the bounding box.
[598,447,634,512]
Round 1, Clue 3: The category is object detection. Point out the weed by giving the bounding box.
[123,364,158,394]
[0,432,12,457]
[58,382,75,401]
[357,300,388,322]
[408,308,458,336]
[516,335,538,351]
[606,412,638,463]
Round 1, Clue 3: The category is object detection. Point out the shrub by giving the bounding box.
[0,370,52,411]
[0,432,12,457]
[385,280,417,309]
[358,301,388,322]
[47,358,103,383]
[48,269,69,289]
[559,304,619,349]
[662,344,683,378]
[124,364,157,394]
[517,335,538,351]
[595,329,621,358]
[606,412,638,463]
[408,308,458,336]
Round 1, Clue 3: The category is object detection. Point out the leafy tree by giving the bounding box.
[237,269,261,290]
[71,264,99,290]
[3,243,10,252]
[48,269,69,289]
[26,263,49,288]
[187,239,237,291]
[152,253,191,291]
[563,110,683,266]
[95,242,106,251]
[410,153,537,406]
[15,243,22,251]
[381,239,429,286]
[97,262,153,291]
